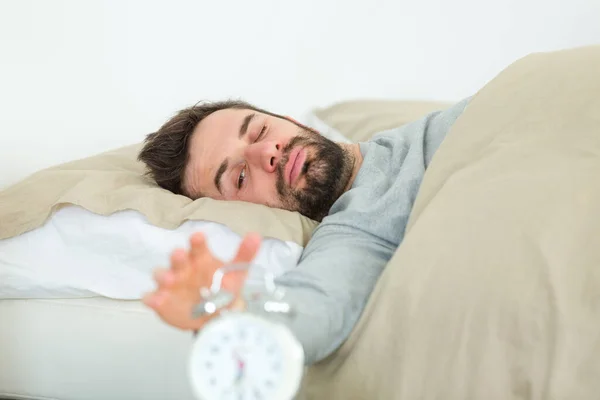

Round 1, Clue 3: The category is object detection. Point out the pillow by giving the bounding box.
[0,144,318,246]
[312,99,452,143]
[0,99,454,244]
[301,45,600,399]
[0,205,304,300]
[300,111,353,144]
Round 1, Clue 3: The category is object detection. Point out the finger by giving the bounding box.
[142,290,168,309]
[170,248,189,272]
[142,292,154,308]
[153,268,175,288]
[189,232,209,261]
[224,233,261,294]
[232,233,262,264]
[223,270,249,294]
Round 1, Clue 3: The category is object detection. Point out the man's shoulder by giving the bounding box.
[360,97,472,142]
[315,97,475,232]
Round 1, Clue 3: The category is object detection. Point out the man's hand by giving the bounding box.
[143,232,262,330]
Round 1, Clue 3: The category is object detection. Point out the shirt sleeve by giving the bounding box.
[248,222,395,365]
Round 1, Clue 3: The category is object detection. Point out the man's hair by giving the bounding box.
[138,100,282,197]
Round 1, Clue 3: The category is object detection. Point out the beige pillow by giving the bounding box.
[0,144,318,245]
[0,101,451,245]
[313,99,452,143]
[302,44,600,399]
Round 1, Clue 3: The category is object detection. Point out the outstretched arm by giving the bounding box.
[145,224,393,365]
[255,224,394,364]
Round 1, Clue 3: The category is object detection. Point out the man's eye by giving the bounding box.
[255,125,267,142]
[237,166,246,189]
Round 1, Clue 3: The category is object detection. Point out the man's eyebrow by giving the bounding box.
[212,113,254,193]
[239,113,255,138]
[214,159,228,194]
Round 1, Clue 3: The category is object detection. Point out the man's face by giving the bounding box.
[184,108,352,221]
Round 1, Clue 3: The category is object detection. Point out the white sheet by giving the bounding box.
[0,206,303,300]
[0,297,198,400]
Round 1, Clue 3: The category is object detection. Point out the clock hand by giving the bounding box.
[234,352,245,385]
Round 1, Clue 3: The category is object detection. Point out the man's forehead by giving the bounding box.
[196,107,252,135]
[185,108,253,198]
[190,107,254,171]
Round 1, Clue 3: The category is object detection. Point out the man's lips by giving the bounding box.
[284,147,306,186]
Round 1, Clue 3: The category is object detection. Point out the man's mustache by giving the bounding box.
[277,133,314,181]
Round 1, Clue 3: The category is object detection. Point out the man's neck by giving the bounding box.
[340,143,363,193]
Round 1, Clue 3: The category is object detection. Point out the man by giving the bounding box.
[139,97,470,364]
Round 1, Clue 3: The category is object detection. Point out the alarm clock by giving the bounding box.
[188,264,305,400]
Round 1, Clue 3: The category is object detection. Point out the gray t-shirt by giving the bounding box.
[251,98,470,365]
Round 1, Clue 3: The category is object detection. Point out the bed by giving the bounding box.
[0,92,446,399]
[2,44,599,399]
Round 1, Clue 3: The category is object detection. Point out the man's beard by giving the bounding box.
[275,128,354,221]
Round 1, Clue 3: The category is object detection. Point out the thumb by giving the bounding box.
[222,233,262,295]
[232,233,262,264]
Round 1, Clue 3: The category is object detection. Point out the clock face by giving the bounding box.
[189,313,304,400]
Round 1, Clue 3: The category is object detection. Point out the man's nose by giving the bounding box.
[244,140,282,173]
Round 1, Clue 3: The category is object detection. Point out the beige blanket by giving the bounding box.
[302,45,600,399]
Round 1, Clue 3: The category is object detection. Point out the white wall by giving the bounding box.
[1,0,599,189]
